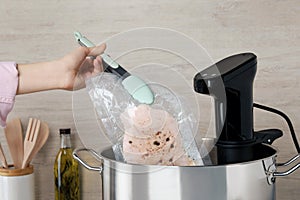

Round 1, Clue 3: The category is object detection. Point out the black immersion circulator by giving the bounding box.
[194,53,282,164]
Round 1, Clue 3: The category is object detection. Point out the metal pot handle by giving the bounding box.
[73,148,103,173]
[273,154,300,177]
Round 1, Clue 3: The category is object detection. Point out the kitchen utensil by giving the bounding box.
[74,31,154,105]
[73,53,300,200]
[0,143,8,168]
[22,118,41,169]
[4,118,24,169]
[74,143,300,200]
[194,53,288,164]
[25,121,49,168]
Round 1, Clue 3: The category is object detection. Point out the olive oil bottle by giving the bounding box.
[54,128,79,200]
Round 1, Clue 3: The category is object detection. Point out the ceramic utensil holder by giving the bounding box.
[0,165,35,200]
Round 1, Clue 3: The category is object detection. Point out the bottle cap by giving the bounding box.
[59,128,71,135]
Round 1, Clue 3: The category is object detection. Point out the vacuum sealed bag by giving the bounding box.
[86,72,205,166]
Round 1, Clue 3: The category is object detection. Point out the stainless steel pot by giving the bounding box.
[73,142,300,200]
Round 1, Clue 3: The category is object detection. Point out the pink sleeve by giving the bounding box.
[0,62,19,127]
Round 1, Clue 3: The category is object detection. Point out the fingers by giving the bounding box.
[78,57,93,76]
[77,55,103,82]
[69,43,106,61]
[93,56,103,73]
[88,43,106,57]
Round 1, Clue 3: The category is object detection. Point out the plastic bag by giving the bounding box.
[86,72,204,165]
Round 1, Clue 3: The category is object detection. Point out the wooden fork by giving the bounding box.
[22,118,41,169]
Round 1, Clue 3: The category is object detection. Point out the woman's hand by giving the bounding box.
[17,44,106,94]
[58,44,106,90]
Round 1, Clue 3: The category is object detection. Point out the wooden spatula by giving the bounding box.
[23,121,49,168]
[0,142,8,168]
[4,118,24,169]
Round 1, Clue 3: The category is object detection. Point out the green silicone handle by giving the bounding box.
[122,75,154,105]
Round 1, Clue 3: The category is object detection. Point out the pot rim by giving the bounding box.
[99,143,278,168]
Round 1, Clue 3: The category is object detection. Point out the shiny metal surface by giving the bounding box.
[73,148,102,172]
[74,144,300,200]
[276,154,300,167]
[100,146,276,200]
[273,154,300,177]
[274,163,300,177]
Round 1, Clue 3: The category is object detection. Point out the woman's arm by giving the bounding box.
[0,44,105,127]
[0,62,19,127]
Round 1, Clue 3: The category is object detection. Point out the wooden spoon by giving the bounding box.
[0,143,8,168]
[4,118,24,169]
[23,121,49,168]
